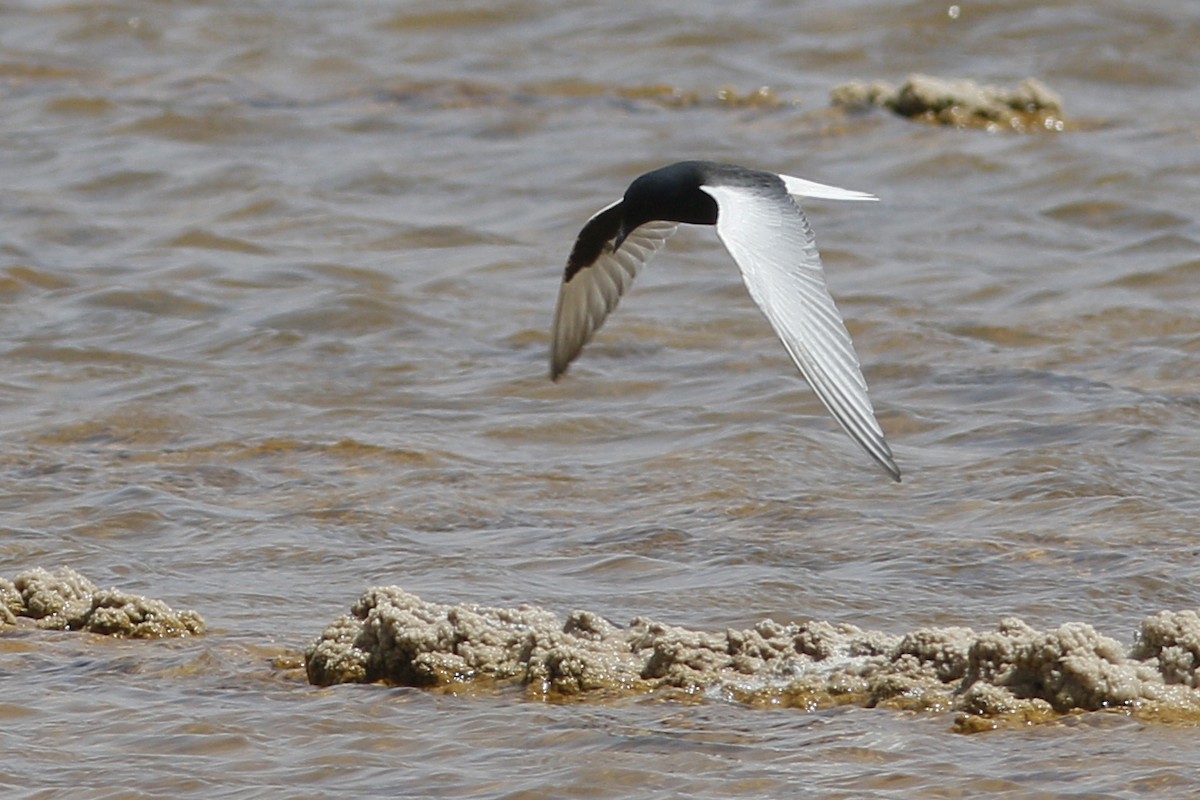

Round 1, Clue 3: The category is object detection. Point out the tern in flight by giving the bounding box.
[549,161,900,482]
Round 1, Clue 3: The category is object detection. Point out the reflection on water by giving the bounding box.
[2,0,1200,796]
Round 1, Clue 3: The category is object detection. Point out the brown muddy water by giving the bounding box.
[3,0,1200,797]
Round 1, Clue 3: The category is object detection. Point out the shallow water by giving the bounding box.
[3,0,1200,796]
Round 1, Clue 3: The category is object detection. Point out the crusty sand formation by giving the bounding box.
[831,74,1067,132]
[0,566,205,638]
[305,587,1200,731]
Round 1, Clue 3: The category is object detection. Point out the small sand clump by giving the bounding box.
[831,74,1067,132]
[306,586,1200,731]
[0,566,205,638]
[1132,610,1200,689]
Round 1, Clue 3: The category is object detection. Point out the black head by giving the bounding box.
[615,161,720,248]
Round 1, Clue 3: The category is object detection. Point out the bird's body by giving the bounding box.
[550,161,900,482]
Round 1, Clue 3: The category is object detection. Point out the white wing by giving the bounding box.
[550,201,677,379]
[779,174,878,202]
[700,183,900,481]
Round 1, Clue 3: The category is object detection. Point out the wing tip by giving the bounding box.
[873,449,902,483]
[549,349,565,381]
[549,342,574,381]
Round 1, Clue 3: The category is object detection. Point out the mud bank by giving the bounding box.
[0,567,205,638]
[306,587,1200,732]
[831,74,1067,132]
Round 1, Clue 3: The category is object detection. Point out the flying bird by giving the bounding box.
[549,161,900,482]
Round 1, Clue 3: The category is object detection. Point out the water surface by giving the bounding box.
[3,0,1200,796]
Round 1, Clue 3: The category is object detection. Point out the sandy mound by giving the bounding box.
[0,566,205,638]
[305,587,1200,731]
[831,74,1067,132]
